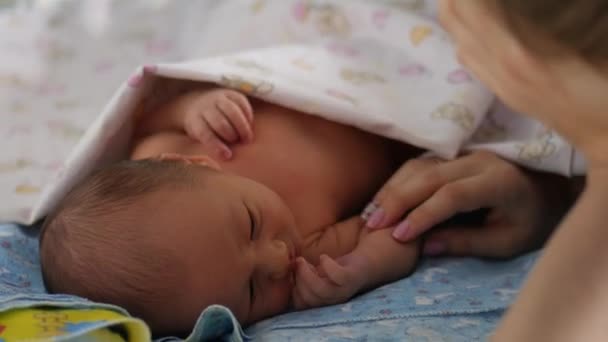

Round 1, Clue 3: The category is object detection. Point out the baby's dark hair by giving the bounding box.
[495,0,608,64]
[39,159,198,333]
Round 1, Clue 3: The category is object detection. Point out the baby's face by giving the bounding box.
[148,166,302,328]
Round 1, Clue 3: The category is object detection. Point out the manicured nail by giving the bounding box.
[392,220,411,240]
[361,202,378,221]
[365,207,385,229]
[423,241,446,256]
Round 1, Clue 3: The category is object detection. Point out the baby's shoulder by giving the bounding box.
[131,131,194,160]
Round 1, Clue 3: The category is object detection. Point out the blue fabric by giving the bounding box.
[245,255,535,341]
[0,223,538,341]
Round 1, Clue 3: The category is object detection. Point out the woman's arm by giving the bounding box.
[364,151,576,258]
[493,170,608,342]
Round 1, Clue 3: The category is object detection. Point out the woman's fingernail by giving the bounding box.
[365,207,385,229]
[392,220,411,240]
[423,241,446,256]
[361,202,378,221]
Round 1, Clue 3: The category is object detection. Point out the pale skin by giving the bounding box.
[131,85,420,328]
[436,1,608,341]
[365,152,577,258]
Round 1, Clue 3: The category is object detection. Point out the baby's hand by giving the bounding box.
[182,88,254,159]
[292,255,363,310]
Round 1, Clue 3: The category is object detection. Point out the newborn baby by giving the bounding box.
[39,85,421,336]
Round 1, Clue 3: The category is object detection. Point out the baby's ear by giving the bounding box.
[155,153,221,171]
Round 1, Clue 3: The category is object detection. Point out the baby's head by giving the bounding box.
[40,156,301,336]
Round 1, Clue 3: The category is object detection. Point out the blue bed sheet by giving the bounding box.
[0,223,538,341]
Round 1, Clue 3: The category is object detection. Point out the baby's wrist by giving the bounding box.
[336,252,372,290]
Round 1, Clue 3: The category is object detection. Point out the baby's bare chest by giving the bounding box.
[132,104,403,232]
[225,110,400,232]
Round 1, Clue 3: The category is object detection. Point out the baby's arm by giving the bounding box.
[136,87,254,159]
[293,217,420,309]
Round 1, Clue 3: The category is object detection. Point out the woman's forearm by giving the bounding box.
[493,170,608,341]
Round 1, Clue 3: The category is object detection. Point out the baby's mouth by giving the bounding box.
[288,240,300,263]
[289,245,296,262]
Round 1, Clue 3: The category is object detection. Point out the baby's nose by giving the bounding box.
[259,239,292,280]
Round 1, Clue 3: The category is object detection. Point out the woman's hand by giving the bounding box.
[363,151,575,258]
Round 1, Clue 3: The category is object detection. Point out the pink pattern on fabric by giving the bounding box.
[145,39,174,55]
[372,10,390,29]
[292,1,308,22]
[399,63,428,77]
[447,69,473,84]
[326,42,359,57]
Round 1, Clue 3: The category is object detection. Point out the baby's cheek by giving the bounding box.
[265,279,294,315]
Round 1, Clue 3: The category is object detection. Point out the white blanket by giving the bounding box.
[1,0,584,224]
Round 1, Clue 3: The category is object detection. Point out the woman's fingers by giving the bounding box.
[366,153,493,231]
[393,170,500,241]
[365,158,443,229]
[423,221,535,258]
[293,257,336,309]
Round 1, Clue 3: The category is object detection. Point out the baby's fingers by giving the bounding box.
[293,262,323,309]
[295,257,336,303]
[216,97,253,143]
[224,90,254,123]
[292,280,318,310]
[204,107,240,144]
[185,114,233,160]
[318,254,349,286]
